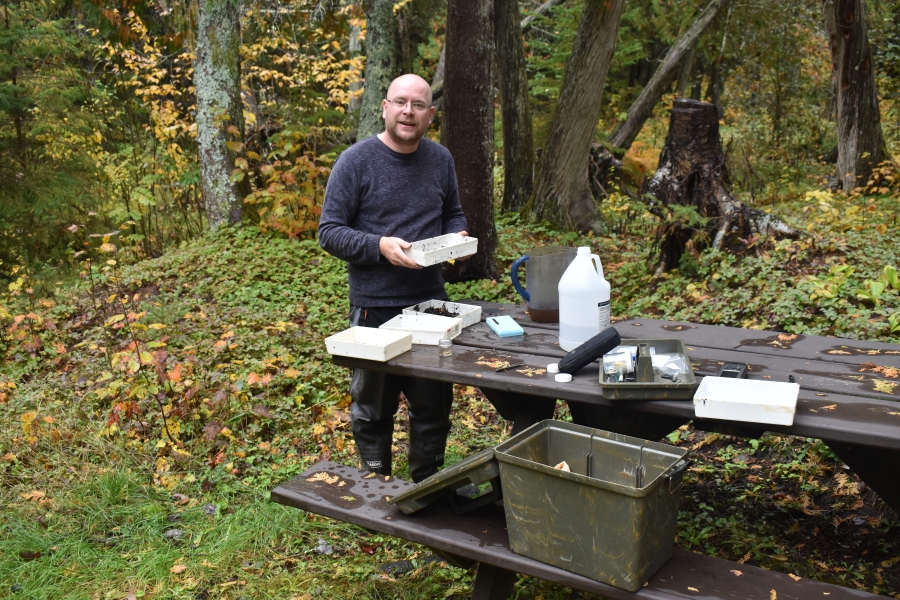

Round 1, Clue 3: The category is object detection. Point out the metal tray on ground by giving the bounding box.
[600,338,698,400]
[388,448,502,515]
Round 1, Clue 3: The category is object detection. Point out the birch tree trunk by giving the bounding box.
[442,0,498,281]
[823,0,886,192]
[357,0,396,140]
[529,0,626,231]
[496,0,533,212]
[194,0,245,228]
[607,0,728,151]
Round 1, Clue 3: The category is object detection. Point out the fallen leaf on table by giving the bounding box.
[770,590,777,600]
[554,461,570,472]
[307,472,339,485]
[788,573,801,581]
[688,587,699,592]
[820,404,837,411]
[874,379,898,394]
[730,569,742,576]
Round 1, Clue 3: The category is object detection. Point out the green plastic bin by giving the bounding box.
[494,420,690,592]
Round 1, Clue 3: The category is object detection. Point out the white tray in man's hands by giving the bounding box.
[403,233,478,266]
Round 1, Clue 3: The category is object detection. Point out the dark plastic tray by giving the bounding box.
[600,338,698,400]
[388,448,501,515]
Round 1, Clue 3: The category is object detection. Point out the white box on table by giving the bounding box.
[403,233,478,267]
[379,314,463,345]
[325,327,412,362]
[693,376,799,426]
[402,300,482,329]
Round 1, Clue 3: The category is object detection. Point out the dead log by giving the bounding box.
[648,99,802,273]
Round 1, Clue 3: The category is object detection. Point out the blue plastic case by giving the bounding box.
[486,315,525,337]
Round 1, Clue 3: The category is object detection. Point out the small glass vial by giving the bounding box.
[438,337,453,356]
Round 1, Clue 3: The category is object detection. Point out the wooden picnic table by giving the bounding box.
[329,301,900,515]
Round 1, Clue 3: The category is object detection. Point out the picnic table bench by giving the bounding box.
[272,301,899,599]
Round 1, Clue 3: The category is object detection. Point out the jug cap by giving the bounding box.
[577,246,590,254]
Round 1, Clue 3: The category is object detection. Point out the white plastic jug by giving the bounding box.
[558,246,611,351]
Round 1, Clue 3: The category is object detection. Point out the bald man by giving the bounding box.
[319,74,469,482]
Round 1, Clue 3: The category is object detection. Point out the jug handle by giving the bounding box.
[510,255,530,302]
[590,255,605,280]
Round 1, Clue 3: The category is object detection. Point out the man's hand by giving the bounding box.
[379,236,422,269]
[455,231,472,261]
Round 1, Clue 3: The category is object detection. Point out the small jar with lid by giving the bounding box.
[438,337,453,356]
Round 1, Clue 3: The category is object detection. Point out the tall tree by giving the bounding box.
[607,0,728,151]
[357,0,397,140]
[529,0,626,231]
[442,0,498,281]
[496,0,534,212]
[194,0,246,228]
[823,0,886,192]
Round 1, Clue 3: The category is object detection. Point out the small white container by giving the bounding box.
[402,300,482,329]
[379,314,463,345]
[693,377,800,426]
[325,327,412,362]
[403,233,478,267]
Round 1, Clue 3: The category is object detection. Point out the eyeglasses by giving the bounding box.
[385,98,431,112]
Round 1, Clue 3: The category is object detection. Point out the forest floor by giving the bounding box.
[2,186,900,599]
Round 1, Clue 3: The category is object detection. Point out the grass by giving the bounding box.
[2,182,900,598]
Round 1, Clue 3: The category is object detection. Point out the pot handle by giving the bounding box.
[510,255,530,302]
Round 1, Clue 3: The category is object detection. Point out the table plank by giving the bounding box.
[468,301,900,369]
[272,461,883,600]
[331,345,900,450]
[449,321,900,403]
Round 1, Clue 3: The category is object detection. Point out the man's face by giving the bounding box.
[381,78,435,147]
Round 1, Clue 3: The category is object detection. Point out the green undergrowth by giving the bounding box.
[2,186,900,598]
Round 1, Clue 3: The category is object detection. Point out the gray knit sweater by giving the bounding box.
[318,136,468,307]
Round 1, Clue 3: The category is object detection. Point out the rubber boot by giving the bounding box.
[407,447,446,483]
[358,450,393,477]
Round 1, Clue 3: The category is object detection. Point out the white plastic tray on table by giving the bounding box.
[403,233,478,267]
[325,327,412,362]
[402,300,482,329]
[379,314,463,345]
[693,376,799,426]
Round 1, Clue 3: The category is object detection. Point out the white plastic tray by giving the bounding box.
[403,300,482,329]
[379,314,463,345]
[403,233,478,267]
[693,376,799,426]
[325,327,412,362]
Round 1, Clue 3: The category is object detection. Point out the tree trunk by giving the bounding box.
[348,24,363,113]
[357,0,396,140]
[442,0,498,282]
[529,0,626,231]
[607,0,728,152]
[648,99,801,272]
[676,45,695,98]
[823,0,886,192]
[495,0,533,213]
[194,0,245,228]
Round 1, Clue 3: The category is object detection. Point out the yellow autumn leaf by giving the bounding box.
[104,314,125,327]
[874,379,898,394]
[285,368,301,378]
[22,411,38,435]
[148,323,166,330]
[98,242,117,253]
[170,562,187,574]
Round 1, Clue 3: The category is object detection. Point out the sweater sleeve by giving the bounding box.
[318,153,385,266]
[441,154,469,235]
